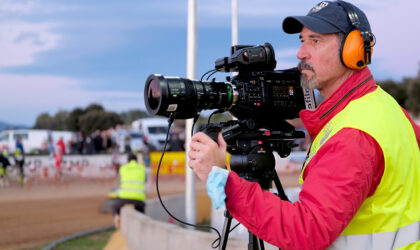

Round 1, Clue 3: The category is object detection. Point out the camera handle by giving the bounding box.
[201,124,222,142]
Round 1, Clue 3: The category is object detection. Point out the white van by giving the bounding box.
[0,129,73,154]
[131,118,168,151]
[129,130,144,152]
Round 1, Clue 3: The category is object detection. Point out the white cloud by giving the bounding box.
[0,0,35,15]
[275,60,298,70]
[0,21,61,67]
[276,48,298,58]
[200,0,312,17]
[0,74,144,125]
[275,48,299,69]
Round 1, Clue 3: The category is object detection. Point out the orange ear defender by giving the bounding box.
[337,0,374,70]
[341,30,374,70]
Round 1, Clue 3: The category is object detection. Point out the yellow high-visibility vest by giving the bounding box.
[118,160,146,201]
[301,87,420,250]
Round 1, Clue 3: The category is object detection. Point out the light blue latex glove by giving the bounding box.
[206,166,229,210]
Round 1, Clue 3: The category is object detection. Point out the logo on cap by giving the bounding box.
[311,1,328,13]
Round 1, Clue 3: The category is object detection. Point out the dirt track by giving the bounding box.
[0,172,299,250]
[0,176,203,250]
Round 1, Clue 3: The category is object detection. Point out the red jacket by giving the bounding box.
[225,67,420,249]
[56,139,66,155]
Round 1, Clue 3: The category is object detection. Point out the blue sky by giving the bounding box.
[1,0,419,126]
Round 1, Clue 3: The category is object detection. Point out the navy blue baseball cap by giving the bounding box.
[282,1,372,35]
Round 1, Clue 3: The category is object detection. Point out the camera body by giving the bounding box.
[225,68,312,126]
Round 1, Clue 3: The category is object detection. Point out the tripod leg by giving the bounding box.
[248,232,266,250]
[219,210,233,250]
[249,233,257,250]
[258,238,266,250]
[273,172,289,202]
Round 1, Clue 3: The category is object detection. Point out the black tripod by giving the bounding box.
[201,120,302,250]
[218,170,290,250]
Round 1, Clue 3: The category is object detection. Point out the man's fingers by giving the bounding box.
[188,158,196,169]
[189,140,201,151]
[192,132,217,145]
[217,133,227,149]
[190,133,220,154]
[187,149,199,160]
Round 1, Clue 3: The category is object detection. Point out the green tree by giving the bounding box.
[32,103,167,133]
[78,110,123,135]
[404,78,420,117]
[379,80,408,107]
[85,103,104,113]
[33,113,55,130]
[66,108,85,132]
[53,110,69,130]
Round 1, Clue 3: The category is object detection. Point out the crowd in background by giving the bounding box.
[39,124,185,157]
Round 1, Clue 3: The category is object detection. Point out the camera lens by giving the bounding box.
[144,74,234,119]
[147,79,161,110]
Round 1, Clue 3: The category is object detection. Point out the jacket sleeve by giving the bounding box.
[225,128,384,250]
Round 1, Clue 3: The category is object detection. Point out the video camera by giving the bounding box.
[145,42,315,126]
[144,42,315,187]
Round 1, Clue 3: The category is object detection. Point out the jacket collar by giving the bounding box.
[299,67,377,137]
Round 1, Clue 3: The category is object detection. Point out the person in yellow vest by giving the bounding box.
[188,1,420,249]
[0,149,11,187]
[112,153,146,229]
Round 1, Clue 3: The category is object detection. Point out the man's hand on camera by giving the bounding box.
[188,132,227,182]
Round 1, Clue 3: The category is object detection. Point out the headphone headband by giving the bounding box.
[336,0,373,68]
[337,0,361,30]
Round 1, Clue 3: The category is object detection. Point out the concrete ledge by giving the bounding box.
[120,195,277,250]
[144,194,186,223]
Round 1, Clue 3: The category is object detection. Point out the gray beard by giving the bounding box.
[298,60,320,90]
[300,74,320,90]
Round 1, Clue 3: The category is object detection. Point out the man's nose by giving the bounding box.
[297,44,309,60]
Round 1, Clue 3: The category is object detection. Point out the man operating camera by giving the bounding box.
[188,1,420,249]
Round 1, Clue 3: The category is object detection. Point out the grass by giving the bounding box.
[29,229,115,250]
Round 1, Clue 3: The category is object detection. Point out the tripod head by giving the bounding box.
[201,119,304,190]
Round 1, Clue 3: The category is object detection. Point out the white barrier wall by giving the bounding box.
[6,154,125,180]
[121,195,277,250]
[5,150,307,181]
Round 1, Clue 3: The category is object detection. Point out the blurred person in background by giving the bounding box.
[93,130,103,153]
[68,135,78,155]
[56,136,66,155]
[168,132,185,151]
[124,134,132,154]
[111,141,121,176]
[47,132,55,157]
[14,136,25,185]
[54,145,64,181]
[76,131,87,154]
[112,153,146,229]
[54,137,66,181]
